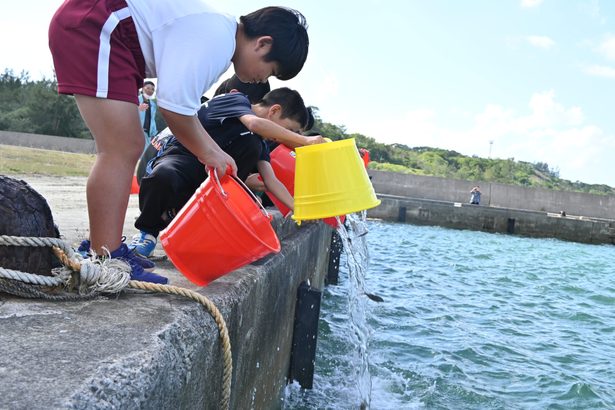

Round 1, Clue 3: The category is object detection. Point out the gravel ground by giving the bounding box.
[7,173,200,285]
[10,174,143,249]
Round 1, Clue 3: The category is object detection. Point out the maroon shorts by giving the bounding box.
[48,0,145,104]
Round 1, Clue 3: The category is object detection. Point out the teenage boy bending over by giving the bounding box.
[49,2,309,283]
[130,88,323,257]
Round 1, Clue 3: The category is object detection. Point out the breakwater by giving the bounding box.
[368,170,615,245]
[369,169,615,220]
[368,194,615,245]
[0,175,333,409]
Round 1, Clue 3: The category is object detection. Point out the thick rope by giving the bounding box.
[0,278,99,301]
[0,235,232,409]
[0,266,67,286]
[0,237,129,294]
[129,281,233,409]
[0,235,75,256]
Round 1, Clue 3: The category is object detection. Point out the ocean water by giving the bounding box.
[284,220,615,409]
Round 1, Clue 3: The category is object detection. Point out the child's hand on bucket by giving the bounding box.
[304,135,326,145]
[200,150,237,178]
[245,174,266,192]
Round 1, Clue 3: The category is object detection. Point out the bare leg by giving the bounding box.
[74,95,144,254]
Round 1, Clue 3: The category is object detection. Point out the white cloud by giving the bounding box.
[584,64,615,78]
[526,90,583,126]
[580,0,607,25]
[521,0,544,8]
[597,36,615,60]
[348,91,615,186]
[526,35,555,49]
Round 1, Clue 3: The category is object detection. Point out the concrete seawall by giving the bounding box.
[368,194,615,245]
[0,130,96,154]
[369,169,615,220]
[0,175,333,409]
[367,170,615,245]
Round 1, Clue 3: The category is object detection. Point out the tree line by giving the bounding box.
[0,69,165,139]
[309,109,614,195]
[1,69,612,195]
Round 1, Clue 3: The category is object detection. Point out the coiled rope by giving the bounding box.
[0,235,232,409]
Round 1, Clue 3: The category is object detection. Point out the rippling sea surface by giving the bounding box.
[284,220,615,409]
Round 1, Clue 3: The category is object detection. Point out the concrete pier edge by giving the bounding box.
[367,170,615,245]
[0,174,333,409]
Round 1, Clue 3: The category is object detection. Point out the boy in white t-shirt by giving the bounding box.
[48,1,309,283]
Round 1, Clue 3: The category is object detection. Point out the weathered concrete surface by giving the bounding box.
[369,170,615,220]
[0,175,332,409]
[369,194,615,245]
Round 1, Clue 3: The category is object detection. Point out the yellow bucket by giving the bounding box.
[292,138,380,223]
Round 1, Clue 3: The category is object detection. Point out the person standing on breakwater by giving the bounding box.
[48,1,310,283]
[470,186,481,205]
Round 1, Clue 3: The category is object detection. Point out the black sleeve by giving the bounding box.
[258,139,270,162]
[197,93,254,128]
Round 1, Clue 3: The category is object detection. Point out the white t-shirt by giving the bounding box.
[126,0,237,115]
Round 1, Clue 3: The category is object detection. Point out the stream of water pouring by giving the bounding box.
[335,211,372,409]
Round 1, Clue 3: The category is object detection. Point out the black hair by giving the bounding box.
[214,74,271,104]
[240,7,309,80]
[259,87,307,127]
[304,106,315,131]
[143,80,155,87]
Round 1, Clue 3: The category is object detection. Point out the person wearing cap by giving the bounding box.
[138,80,158,149]
[470,186,481,205]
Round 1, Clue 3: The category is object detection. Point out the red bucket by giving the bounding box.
[266,144,295,217]
[160,169,281,286]
[267,144,345,228]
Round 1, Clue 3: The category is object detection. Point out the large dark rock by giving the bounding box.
[0,175,59,276]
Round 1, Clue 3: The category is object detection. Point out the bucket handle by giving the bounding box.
[209,167,272,220]
[209,167,229,198]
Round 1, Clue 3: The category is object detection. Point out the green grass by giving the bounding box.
[0,144,94,176]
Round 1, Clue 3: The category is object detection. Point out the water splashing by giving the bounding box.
[336,211,372,408]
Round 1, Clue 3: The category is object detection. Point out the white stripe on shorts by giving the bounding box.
[96,7,131,98]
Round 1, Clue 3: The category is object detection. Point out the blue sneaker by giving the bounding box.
[77,239,91,259]
[129,231,158,258]
[78,239,156,272]
[110,243,168,284]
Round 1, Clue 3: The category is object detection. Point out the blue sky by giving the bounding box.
[2,0,614,186]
